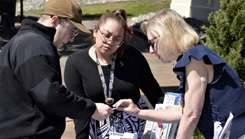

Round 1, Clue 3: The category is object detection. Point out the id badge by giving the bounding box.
[109,132,123,139]
[109,132,138,139]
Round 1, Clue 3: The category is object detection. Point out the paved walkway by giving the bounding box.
[59,52,180,139]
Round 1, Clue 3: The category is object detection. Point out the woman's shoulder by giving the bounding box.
[185,44,211,59]
[123,46,144,57]
[175,44,226,69]
[66,47,90,64]
[68,47,90,58]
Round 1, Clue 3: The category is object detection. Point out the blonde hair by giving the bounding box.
[141,9,200,60]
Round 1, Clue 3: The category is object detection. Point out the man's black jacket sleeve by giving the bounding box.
[13,38,96,119]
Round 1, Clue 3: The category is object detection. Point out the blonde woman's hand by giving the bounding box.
[113,99,140,116]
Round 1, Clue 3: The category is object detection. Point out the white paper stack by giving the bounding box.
[143,92,181,139]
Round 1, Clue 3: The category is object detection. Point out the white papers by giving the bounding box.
[218,112,233,139]
[143,92,181,139]
[123,132,138,139]
[109,132,123,139]
[213,112,234,139]
[213,121,223,139]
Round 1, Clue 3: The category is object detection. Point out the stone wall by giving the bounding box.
[16,0,131,12]
[170,0,220,21]
[16,0,46,12]
[76,0,130,5]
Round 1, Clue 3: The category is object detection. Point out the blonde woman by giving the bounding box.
[114,9,245,139]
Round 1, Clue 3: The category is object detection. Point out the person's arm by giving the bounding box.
[13,40,109,121]
[114,99,182,123]
[64,55,87,97]
[64,54,114,120]
[135,49,163,105]
[29,78,112,120]
[176,57,208,139]
[15,54,96,119]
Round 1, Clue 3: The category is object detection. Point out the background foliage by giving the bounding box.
[203,0,245,85]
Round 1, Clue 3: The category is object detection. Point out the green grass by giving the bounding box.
[81,0,170,19]
[22,0,170,19]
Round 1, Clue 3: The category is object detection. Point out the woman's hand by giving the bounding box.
[113,99,140,116]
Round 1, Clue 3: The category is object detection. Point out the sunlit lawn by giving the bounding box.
[22,0,170,19]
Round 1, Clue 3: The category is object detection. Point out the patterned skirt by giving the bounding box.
[89,97,148,139]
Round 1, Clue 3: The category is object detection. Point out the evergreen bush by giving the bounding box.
[203,0,245,86]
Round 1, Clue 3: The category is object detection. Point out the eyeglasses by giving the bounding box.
[99,29,124,47]
[148,36,159,49]
[59,17,79,38]
[69,29,79,38]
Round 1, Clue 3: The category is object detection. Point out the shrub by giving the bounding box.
[203,0,245,85]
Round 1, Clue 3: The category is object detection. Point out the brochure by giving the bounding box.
[143,92,181,139]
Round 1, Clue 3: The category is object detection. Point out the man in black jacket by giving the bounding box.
[0,0,114,138]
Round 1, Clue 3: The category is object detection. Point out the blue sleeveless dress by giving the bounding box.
[173,44,245,139]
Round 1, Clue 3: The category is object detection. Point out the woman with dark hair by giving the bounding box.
[64,9,163,139]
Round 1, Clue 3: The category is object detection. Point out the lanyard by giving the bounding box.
[95,49,117,105]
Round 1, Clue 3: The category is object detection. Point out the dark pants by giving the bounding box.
[74,119,91,139]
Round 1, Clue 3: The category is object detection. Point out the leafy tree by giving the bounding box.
[203,0,245,85]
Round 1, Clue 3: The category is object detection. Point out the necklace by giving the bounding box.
[95,48,117,105]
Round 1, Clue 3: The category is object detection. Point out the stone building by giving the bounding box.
[171,0,220,22]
